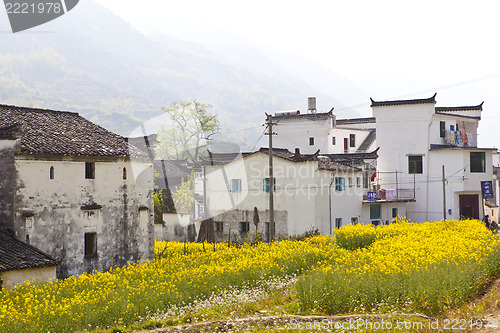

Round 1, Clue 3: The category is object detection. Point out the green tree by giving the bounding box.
[154,188,176,224]
[172,172,195,214]
[156,100,220,161]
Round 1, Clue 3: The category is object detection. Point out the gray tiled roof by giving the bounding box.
[272,111,333,120]
[356,130,376,152]
[0,230,57,272]
[435,103,483,112]
[370,93,437,107]
[336,117,376,125]
[154,160,191,188]
[0,104,145,157]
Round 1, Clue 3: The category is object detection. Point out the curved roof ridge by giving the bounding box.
[435,102,483,112]
[370,93,437,107]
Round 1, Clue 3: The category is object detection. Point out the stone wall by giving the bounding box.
[12,155,154,278]
[211,209,288,242]
[155,213,198,242]
[0,139,19,233]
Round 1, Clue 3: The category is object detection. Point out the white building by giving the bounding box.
[273,97,377,155]
[202,148,366,239]
[372,94,496,222]
[0,105,154,278]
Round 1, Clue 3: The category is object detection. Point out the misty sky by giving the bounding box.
[93,0,500,148]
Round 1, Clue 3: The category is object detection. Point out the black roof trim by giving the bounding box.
[336,117,376,125]
[435,102,483,112]
[435,113,480,120]
[370,93,437,107]
[272,111,333,120]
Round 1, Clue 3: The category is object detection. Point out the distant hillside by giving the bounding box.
[0,0,363,146]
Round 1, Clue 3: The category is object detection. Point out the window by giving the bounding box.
[408,155,423,174]
[332,137,336,145]
[122,167,127,180]
[85,162,95,179]
[392,208,398,218]
[25,216,34,229]
[356,177,361,188]
[84,232,97,258]
[239,222,250,234]
[348,177,353,187]
[370,204,381,219]
[440,121,445,138]
[351,217,358,225]
[215,222,224,232]
[335,218,342,229]
[230,179,242,192]
[25,234,30,244]
[263,177,276,192]
[450,125,455,131]
[470,152,485,173]
[335,177,345,191]
[349,134,355,147]
[309,137,315,146]
[50,166,54,179]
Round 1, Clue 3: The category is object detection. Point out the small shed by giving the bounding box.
[0,230,57,290]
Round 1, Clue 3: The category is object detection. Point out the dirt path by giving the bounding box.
[137,313,434,332]
[468,278,500,333]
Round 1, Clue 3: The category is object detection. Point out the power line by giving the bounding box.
[335,73,500,113]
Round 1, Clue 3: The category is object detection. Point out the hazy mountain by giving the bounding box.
[0,0,364,146]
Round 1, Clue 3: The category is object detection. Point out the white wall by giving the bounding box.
[327,128,372,154]
[373,102,493,222]
[273,116,333,154]
[205,153,364,236]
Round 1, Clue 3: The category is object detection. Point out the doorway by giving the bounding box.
[459,194,479,220]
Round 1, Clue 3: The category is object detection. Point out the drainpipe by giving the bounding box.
[329,172,334,234]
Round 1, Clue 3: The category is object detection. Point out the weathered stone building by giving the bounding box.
[0,105,154,278]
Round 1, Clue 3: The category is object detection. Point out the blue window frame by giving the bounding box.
[263,177,276,192]
[230,179,242,192]
[335,177,345,191]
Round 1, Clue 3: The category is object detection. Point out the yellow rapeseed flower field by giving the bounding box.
[0,219,498,332]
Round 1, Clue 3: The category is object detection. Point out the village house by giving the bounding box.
[0,105,154,279]
[201,147,371,239]
[372,94,496,222]
[272,97,377,155]
[271,94,497,224]
[0,229,57,290]
[272,98,411,225]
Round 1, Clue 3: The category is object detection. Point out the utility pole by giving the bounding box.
[265,113,276,241]
[442,165,446,221]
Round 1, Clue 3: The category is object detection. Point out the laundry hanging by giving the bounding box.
[461,131,468,145]
[455,131,462,146]
[445,130,456,145]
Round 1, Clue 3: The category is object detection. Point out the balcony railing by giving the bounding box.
[363,188,415,202]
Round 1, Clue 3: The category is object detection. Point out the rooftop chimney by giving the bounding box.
[308,97,317,114]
